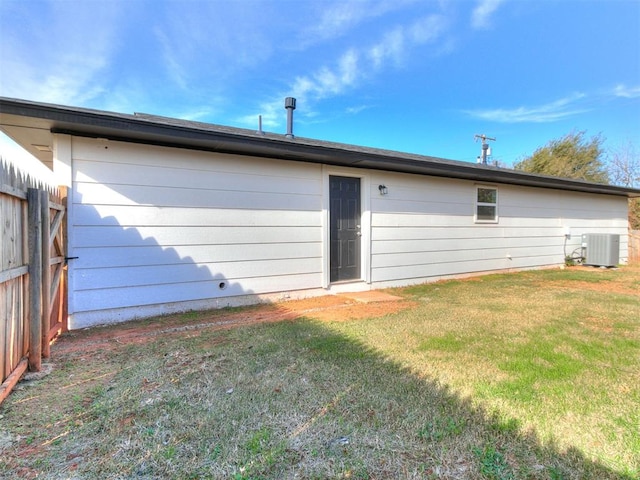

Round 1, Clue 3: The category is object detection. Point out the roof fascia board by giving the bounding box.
[52,127,636,197]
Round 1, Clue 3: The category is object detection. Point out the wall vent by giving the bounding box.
[582,233,620,267]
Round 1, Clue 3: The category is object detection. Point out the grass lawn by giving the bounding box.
[0,266,638,479]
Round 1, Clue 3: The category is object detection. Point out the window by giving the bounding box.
[475,186,498,222]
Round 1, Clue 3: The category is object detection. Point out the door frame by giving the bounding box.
[321,166,371,288]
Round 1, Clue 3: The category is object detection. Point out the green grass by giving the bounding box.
[331,268,639,476]
[0,266,638,479]
[474,443,515,480]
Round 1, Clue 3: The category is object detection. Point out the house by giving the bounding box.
[1,97,638,329]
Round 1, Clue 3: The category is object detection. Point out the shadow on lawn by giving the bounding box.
[257,317,634,480]
[1,308,635,479]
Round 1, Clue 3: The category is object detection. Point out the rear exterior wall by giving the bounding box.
[60,136,629,328]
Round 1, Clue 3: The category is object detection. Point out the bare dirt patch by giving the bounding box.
[550,279,639,295]
[51,265,638,358]
[52,294,414,356]
[544,265,640,296]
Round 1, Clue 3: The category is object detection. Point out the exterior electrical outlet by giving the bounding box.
[582,234,620,267]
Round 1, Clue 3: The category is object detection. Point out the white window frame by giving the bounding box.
[475,185,498,223]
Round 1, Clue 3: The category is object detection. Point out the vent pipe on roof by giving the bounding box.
[285,97,296,138]
[257,115,264,135]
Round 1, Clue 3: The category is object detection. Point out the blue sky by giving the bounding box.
[1,0,639,171]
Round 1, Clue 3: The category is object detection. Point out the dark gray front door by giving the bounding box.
[330,176,361,282]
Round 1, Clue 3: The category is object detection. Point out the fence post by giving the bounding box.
[28,188,42,372]
[40,189,51,358]
[60,186,69,333]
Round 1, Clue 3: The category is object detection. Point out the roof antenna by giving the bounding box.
[474,134,496,164]
[285,97,296,138]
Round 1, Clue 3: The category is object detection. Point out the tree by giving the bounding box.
[514,131,609,183]
[608,140,640,188]
[608,141,640,230]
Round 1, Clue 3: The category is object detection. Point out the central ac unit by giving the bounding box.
[582,233,620,267]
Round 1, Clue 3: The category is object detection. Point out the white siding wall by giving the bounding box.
[368,172,629,287]
[69,138,323,327]
[66,137,630,327]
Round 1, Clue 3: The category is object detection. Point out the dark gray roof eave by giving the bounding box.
[2,96,640,198]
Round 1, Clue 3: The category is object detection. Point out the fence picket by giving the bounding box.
[0,159,66,402]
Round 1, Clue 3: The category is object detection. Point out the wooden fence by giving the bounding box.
[630,230,640,264]
[0,160,67,404]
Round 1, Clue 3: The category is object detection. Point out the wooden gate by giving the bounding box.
[42,189,68,357]
[0,162,67,403]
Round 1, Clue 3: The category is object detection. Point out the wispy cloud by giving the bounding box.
[153,2,276,92]
[467,84,640,124]
[0,1,121,106]
[345,104,373,115]
[471,0,505,30]
[368,28,406,68]
[612,84,640,98]
[302,2,375,44]
[465,93,588,123]
[155,28,190,91]
[284,47,362,107]
[299,0,418,47]
[238,13,448,127]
